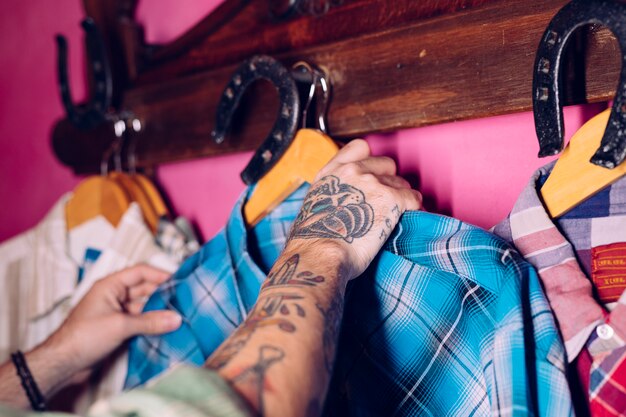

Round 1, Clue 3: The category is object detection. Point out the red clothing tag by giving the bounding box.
[592,242,626,303]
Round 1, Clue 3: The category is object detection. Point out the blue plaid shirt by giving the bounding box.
[126,185,573,416]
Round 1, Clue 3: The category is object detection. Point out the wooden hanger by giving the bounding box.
[132,174,169,219]
[244,128,338,226]
[539,109,626,217]
[66,176,131,230]
[109,171,160,232]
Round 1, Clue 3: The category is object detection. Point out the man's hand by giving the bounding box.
[46,264,182,376]
[0,265,182,409]
[288,139,422,279]
[208,140,422,417]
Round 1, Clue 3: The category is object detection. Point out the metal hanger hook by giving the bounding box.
[100,137,120,176]
[113,119,127,172]
[100,115,136,176]
[127,118,142,175]
[292,61,331,133]
[292,61,318,129]
[315,67,331,134]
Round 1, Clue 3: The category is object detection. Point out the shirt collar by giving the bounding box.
[493,162,607,361]
[225,187,273,312]
[225,184,309,312]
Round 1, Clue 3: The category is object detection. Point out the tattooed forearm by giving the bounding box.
[209,254,332,370]
[207,293,304,369]
[229,345,285,414]
[208,250,346,417]
[264,254,325,289]
[316,289,344,374]
[290,175,374,243]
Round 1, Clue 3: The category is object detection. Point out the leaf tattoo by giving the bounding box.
[291,175,374,243]
[207,293,304,370]
[265,254,325,289]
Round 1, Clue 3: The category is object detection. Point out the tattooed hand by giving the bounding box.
[288,139,422,279]
[205,140,421,417]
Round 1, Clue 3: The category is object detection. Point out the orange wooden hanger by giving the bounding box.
[109,171,160,232]
[540,108,626,217]
[244,129,338,226]
[133,174,169,219]
[66,176,131,230]
[243,62,338,226]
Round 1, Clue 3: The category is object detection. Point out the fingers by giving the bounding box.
[395,188,423,212]
[332,139,371,164]
[113,264,171,288]
[128,282,160,301]
[124,282,161,314]
[123,310,182,337]
[356,157,397,177]
[377,175,411,190]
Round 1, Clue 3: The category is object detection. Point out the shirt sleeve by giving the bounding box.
[0,367,254,417]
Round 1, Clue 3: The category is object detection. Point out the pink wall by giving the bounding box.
[0,0,603,243]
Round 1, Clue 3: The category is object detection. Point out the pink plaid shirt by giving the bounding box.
[493,162,626,416]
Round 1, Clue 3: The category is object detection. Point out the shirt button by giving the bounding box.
[597,324,615,340]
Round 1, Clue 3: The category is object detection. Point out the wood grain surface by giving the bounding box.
[53,0,621,173]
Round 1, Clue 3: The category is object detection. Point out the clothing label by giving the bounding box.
[592,242,626,303]
[77,247,102,284]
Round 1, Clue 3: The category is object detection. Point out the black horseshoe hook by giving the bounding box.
[211,55,300,185]
[533,0,626,169]
[56,18,112,130]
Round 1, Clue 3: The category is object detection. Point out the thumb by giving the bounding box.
[124,310,183,337]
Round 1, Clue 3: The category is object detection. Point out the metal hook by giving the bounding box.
[533,0,626,168]
[100,118,125,176]
[127,118,142,175]
[113,119,127,172]
[292,61,331,133]
[56,18,112,130]
[212,55,300,185]
[315,67,331,134]
[292,61,318,129]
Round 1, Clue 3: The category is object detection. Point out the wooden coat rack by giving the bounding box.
[54,0,622,174]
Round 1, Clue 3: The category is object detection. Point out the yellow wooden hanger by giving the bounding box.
[244,63,338,226]
[66,176,131,230]
[540,108,626,217]
[109,171,160,233]
[244,129,338,226]
[133,174,169,219]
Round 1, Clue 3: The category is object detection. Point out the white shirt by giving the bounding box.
[0,195,180,412]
